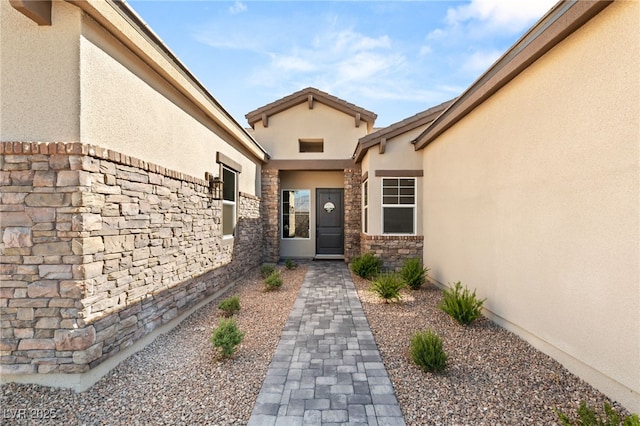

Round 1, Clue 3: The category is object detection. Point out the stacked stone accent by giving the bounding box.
[0,142,263,376]
[261,169,280,263]
[343,168,362,262]
[360,234,424,272]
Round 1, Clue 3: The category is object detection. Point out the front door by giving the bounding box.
[316,188,344,255]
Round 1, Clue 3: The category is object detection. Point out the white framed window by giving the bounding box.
[282,189,310,239]
[382,178,415,234]
[362,179,368,233]
[222,165,237,238]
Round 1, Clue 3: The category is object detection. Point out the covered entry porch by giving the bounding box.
[261,164,361,263]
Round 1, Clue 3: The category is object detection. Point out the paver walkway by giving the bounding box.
[248,261,406,426]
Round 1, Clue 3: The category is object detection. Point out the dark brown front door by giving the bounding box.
[316,188,344,255]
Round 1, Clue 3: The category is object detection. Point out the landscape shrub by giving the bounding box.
[351,253,382,279]
[260,263,276,278]
[555,401,639,426]
[410,329,447,373]
[264,270,283,291]
[210,318,245,358]
[370,272,406,303]
[439,281,485,325]
[217,296,240,317]
[285,258,298,270]
[400,258,430,290]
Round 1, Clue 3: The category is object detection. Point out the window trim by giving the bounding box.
[362,179,369,234]
[298,138,324,153]
[221,165,237,239]
[381,177,416,235]
[281,189,311,240]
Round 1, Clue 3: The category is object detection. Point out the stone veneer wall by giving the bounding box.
[261,168,280,263]
[343,168,361,262]
[360,234,424,272]
[0,142,262,376]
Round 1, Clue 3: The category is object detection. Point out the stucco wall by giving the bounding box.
[362,127,425,236]
[78,16,261,196]
[251,102,368,160]
[0,1,81,142]
[279,171,344,258]
[420,1,639,411]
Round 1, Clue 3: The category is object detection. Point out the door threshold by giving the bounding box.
[314,254,345,260]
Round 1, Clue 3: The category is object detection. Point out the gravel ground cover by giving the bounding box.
[351,273,632,425]
[1,265,307,426]
[2,263,634,425]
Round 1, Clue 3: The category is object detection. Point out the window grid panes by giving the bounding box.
[282,190,310,239]
[382,178,415,234]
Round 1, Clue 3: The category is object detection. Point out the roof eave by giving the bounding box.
[414,0,613,151]
[67,0,269,162]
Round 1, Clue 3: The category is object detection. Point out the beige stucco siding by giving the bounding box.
[362,127,425,236]
[79,17,260,195]
[421,0,639,411]
[252,102,368,160]
[1,1,81,141]
[279,171,344,258]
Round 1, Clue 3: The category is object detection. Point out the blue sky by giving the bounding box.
[127,0,557,127]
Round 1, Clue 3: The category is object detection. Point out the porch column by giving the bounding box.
[261,168,280,262]
[343,167,362,262]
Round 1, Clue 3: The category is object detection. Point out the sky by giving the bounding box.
[127,0,558,128]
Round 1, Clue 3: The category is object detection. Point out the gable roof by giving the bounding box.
[245,87,377,130]
[352,99,454,163]
[413,1,612,150]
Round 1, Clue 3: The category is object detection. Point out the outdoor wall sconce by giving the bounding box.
[205,172,223,200]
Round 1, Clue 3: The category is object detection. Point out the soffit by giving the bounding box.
[413,0,613,150]
[245,87,377,130]
[353,99,454,163]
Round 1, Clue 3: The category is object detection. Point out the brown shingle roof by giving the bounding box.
[352,99,454,163]
[245,87,377,129]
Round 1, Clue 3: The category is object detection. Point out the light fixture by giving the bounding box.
[205,172,223,200]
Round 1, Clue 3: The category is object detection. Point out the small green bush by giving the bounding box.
[555,401,640,426]
[439,281,486,325]
[260,263,276,278]
[284,258,298,270]
[210,318,245,358]
[351,253,382,279]
[410,329,447,373]
[264,270,283,291]
[370,272,406,303]
[400,258,430,290]
[217,296,240,317]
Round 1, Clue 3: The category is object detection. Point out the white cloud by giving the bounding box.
[446,0,557,33]
[461,49,503,74]
[229,1,247,15]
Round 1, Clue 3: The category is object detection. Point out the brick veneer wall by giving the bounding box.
[0,142,262,375]
[360,234,424,272]
[261,168,280,263]
[343,168,361,262]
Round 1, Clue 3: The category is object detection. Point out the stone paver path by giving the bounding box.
[248,261,406,426]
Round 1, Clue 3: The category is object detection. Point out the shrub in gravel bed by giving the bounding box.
[264,270,283,291]
[351,252,383,279]
[370,272,406,303]
[400,257,430,290]
[217,296,240,317]
[210,318,245,358]
[555,401,640,426]
[410,329,447,373]
[285,258,298,269]
[439,281,486,325]
[260,263,276,278]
